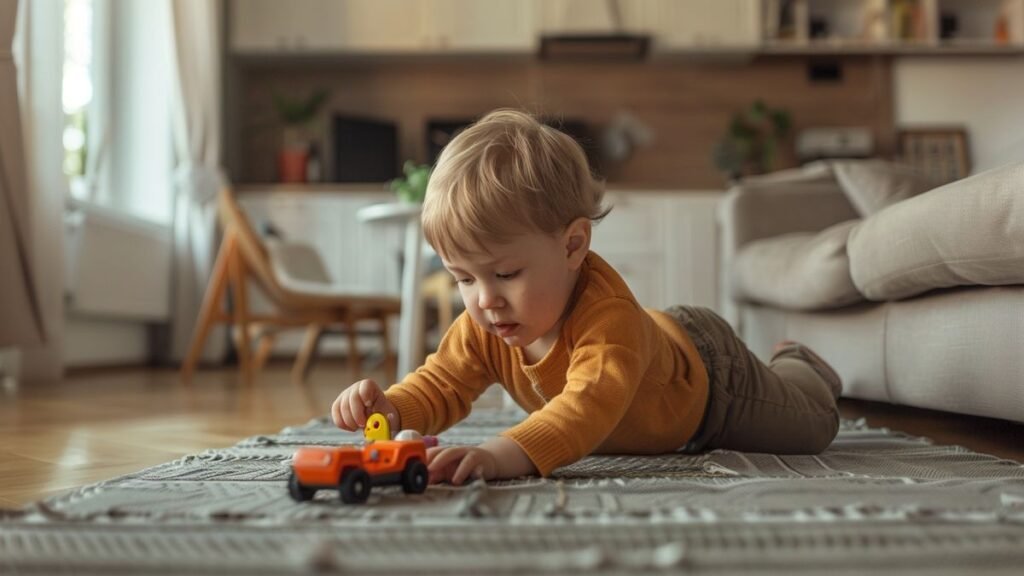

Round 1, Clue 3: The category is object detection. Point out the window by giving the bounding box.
[62,0,92,189]
[60,0,175,225]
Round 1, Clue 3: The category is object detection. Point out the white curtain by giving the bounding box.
[2,0,66,383]
[0,0,44,348]
[167,0,227,362]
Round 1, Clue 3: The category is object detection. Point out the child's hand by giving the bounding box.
[330,379,399,432]
[425,445,499,486]
[425,437,537,485]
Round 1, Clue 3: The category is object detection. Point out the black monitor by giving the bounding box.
[331,115,398,182]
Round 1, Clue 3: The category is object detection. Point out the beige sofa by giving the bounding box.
[719,160,1024,424]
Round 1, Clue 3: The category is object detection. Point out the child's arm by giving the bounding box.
[383,313,498,435]
[425,436,536,485]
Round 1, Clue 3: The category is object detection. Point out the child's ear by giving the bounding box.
[563,217,591,269]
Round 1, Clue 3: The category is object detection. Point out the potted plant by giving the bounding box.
[390,161,432,203]
[713,100,792,183]
[273,88,329,183]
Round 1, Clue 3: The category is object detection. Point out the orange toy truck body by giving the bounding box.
[288,439,428,503]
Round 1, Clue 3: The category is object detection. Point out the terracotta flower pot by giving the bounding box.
[277,149,308,183]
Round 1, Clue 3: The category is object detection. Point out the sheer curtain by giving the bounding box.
[0,0,44,349]
[167,0,227,363]
[1,0,66,384]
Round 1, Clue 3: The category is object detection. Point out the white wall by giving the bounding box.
[894,58,1024,173]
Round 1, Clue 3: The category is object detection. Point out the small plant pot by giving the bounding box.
[277,149,308,183]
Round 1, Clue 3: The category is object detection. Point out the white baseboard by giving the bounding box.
[63,315,150,368]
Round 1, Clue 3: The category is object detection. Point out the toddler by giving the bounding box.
[332,109,841,485]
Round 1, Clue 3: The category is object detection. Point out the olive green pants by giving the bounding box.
[667,306,840,455]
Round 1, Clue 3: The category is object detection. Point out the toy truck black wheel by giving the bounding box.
[339,468,371,504]
[288,471,315,502]
[401,459,428,494]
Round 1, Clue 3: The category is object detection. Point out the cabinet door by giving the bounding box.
[591,192,721,312]
[230,0,347,53]
[231,0,295,52]
[431,0,536,52]
[648,0,760,49]
[534,0,650,34]
[335,0,427,52]
[591,192,666,254]
[600,251,667,309]
[665,193,721,311]
[591,193,668,308]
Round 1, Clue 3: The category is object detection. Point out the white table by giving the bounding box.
[357,202,425,383]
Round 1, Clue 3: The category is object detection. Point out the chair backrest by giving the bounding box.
[217,188,291,304]
[217,187,400,313]
[266,241,333,285]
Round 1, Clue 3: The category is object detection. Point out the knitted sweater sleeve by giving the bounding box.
[383,313,497,435]
[501,297,648,476]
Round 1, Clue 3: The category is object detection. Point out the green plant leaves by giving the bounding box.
[713,100,792,181]
[391,161,432,203]
[273,89,329,125]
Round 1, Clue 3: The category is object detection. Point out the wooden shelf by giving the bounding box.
[761,0,1024,56]
[761,40,1024,56]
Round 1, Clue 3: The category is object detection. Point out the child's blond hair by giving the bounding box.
[422,109,609,258]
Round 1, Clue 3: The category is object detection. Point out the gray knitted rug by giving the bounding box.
[3,409,1024,575]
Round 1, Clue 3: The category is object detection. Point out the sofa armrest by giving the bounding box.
[717,180,859,326]
[719,180,858,250]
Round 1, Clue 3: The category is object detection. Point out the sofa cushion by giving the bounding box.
[739,160,834,187]
[848,160,1024,301]
[830,159,938,216]
[733,219,863,311]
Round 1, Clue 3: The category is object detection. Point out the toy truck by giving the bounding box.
[288,439,428,504]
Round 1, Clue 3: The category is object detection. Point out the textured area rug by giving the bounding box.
[3,409,1024,574]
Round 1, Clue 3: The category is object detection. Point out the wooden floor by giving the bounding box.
[2,362,1023,508]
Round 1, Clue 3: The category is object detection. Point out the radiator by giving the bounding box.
[63,201,172,321]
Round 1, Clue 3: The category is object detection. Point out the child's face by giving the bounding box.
[442,227,585,361]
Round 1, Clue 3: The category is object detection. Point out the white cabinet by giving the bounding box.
[332,0,427,52]
[230,0,349,52]
[533,0,649,34]
[591,191,721,311]
[532,0,761,51]
[645,0,761,50]
[230,0,536,54]
[431,0,536,52]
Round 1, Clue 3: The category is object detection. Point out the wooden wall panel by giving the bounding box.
[232,56,893,189]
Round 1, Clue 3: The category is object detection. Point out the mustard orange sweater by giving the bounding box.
[384,252,709,476]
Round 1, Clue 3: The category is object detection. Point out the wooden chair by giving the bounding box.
[181,188,401,384]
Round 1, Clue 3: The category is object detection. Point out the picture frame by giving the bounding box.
[897,127,970,184]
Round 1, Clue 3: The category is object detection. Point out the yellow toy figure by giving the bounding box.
[364,412,391,442]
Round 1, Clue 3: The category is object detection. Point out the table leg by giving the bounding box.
[396,217,425,382]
